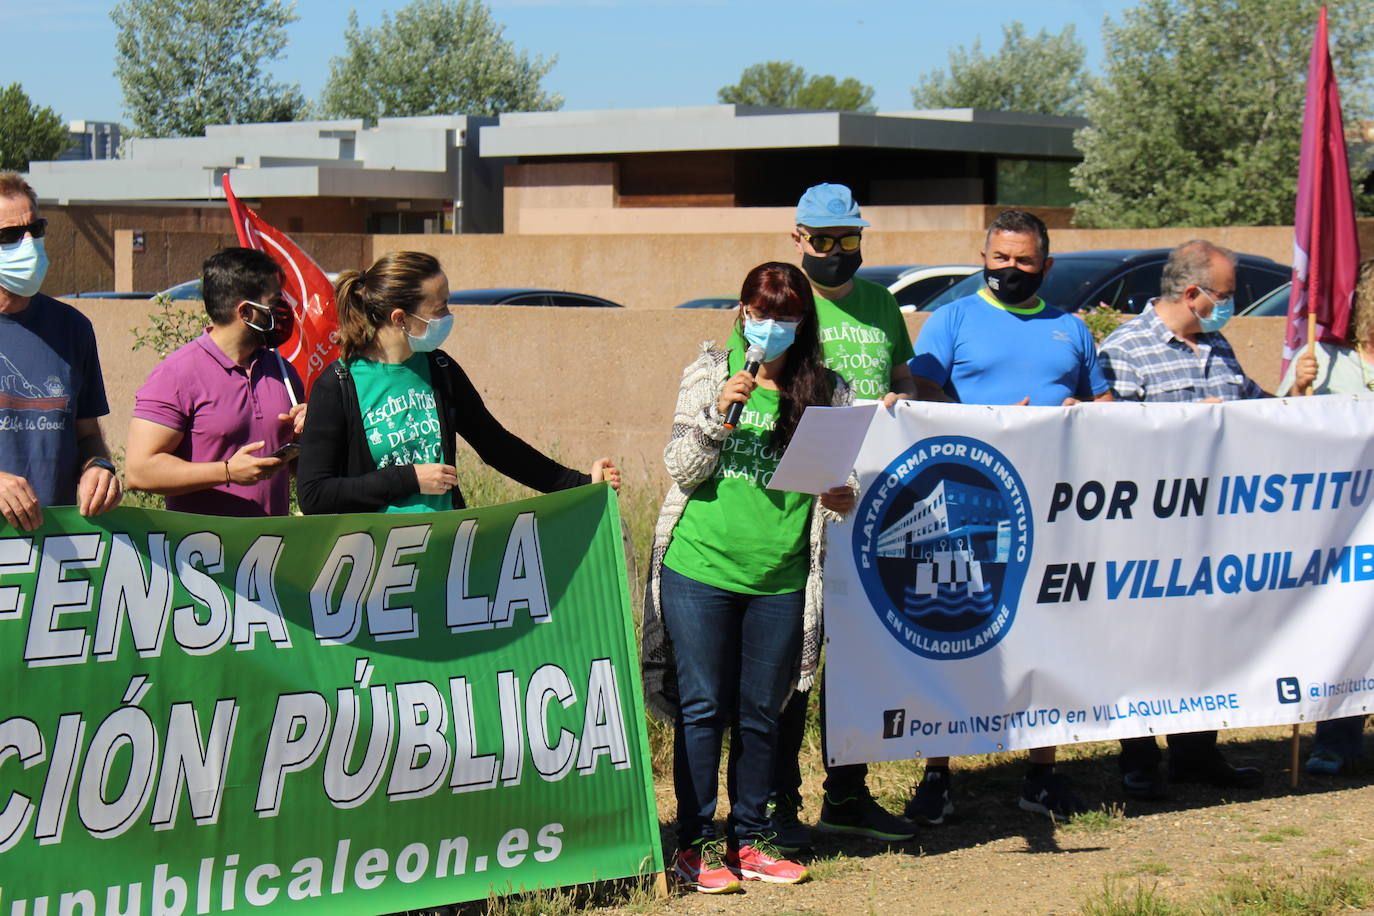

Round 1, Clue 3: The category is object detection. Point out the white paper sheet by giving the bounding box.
[767,404,879,494]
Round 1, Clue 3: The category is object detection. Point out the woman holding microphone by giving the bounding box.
[297,250,617,514]
[642,262,855,893]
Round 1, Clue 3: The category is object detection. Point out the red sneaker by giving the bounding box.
[726,841,810,884]
[672,841,742,894]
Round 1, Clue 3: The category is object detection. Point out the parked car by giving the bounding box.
[1238,280,1292,317]
[921,249,1290,315]
[856,264,980,311]
[155,272,339,302]
[447,288,623,308]
[60,291,156,299]
[157,279,204,300]
[675,296,737,309]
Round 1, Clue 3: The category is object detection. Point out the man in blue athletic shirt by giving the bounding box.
[905,209,1112,824]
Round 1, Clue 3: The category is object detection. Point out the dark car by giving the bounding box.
[447,288,623,308]
[675,296,737,309]
[921,249,1290,315]
[60,291,156,299]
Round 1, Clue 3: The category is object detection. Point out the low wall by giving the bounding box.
[75,300,1291,495]
[110,221,1374,309]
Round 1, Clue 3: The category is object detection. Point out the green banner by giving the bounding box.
[0,485,662,914]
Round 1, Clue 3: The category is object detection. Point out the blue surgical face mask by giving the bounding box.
[406,313,453,352]
[0,236,49,297]
[1195,289,1234,334]
[743,316,799,362]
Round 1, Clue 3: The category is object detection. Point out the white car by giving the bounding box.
[855,265,980,312]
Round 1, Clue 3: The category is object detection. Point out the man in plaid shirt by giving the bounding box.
[1098,240,1269,402]
[1097,239,1268,798]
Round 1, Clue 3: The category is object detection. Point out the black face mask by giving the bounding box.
[802,250,863,289]
[242,301,295,349]
[982,265,1045,306]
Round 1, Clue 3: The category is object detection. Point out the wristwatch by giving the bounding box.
[83,457,118,475]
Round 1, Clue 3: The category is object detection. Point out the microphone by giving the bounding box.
[724,345,766,430]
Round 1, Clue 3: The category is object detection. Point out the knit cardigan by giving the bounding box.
[640,344,854,722]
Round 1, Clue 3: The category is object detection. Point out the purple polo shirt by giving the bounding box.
[133,332,303,517]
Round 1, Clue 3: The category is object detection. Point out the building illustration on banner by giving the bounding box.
[875,478,1011,620]
[853,435,1032,661]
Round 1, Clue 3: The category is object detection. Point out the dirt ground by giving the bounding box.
[601,725,1374,916]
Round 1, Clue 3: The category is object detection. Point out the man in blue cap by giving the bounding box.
[758,182,919,847]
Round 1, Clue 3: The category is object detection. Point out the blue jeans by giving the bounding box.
[660,564,804,846]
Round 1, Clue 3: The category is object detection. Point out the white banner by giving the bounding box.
[821,395,1374,765]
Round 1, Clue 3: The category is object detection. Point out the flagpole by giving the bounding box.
[275,350,299,409]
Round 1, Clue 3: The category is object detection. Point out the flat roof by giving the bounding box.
[480,105,1085,159]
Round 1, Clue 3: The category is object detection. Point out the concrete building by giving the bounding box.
[57,121,121,162]
[484,105,1084,234]
[29,116,507,234]
[28,106,1083,236]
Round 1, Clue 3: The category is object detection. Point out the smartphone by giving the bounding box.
[270,442,300,462]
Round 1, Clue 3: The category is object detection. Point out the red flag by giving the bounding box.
[1286,5,1360,366]
[222,174,340,394]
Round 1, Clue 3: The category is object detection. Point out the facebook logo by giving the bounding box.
[1276,677,1301,704]
[882,709,905,739]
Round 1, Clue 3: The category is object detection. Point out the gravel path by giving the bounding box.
[601,726,1374,915]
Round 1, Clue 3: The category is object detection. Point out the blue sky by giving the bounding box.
[3,0,1137,125]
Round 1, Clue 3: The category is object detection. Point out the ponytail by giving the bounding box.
[332,251,444,359]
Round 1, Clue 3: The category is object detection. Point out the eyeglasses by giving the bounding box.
[0,219,47,247]
[797,227,862,254]
[1197,286,1234,302]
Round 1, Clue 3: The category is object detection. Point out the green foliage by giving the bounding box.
[1072,0,1374,228]
[111,0,306,138]
[0,84,69,171]
[718,61,876,112]
[911,22,1089,116]
[1063,803,1126,833]
[1080,305,1126,343]
[130,293,204,359]
[320,0,562,119]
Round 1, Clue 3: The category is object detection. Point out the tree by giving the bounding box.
[910,23,1089,116]
[718,62,875,112]
[320,0,561,119]
[111,0,306,139]
[0,84,69,171]
[1072,0,1374,228]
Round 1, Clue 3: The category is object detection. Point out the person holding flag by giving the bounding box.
[1278,6,1363,776]
[1278,257,1374,775]
[126,247,304,517]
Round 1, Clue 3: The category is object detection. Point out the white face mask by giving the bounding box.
[406,313,454,352]
[0,236,49,297]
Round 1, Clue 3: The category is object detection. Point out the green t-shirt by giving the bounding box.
[350,354,449,514]
[663,349,814,595]
[729,276,914,400]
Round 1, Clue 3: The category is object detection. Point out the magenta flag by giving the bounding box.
[1286,5,1359,364]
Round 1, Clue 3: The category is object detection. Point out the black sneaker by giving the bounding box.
[1121,764,1166,800]
[764,797,812,852]
[904,768,954,825]
[1168,751,1262,789]
[816,789,916,841]
[1019,771,1088,821]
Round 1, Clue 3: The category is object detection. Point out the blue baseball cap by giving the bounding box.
[795,183,870,228]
